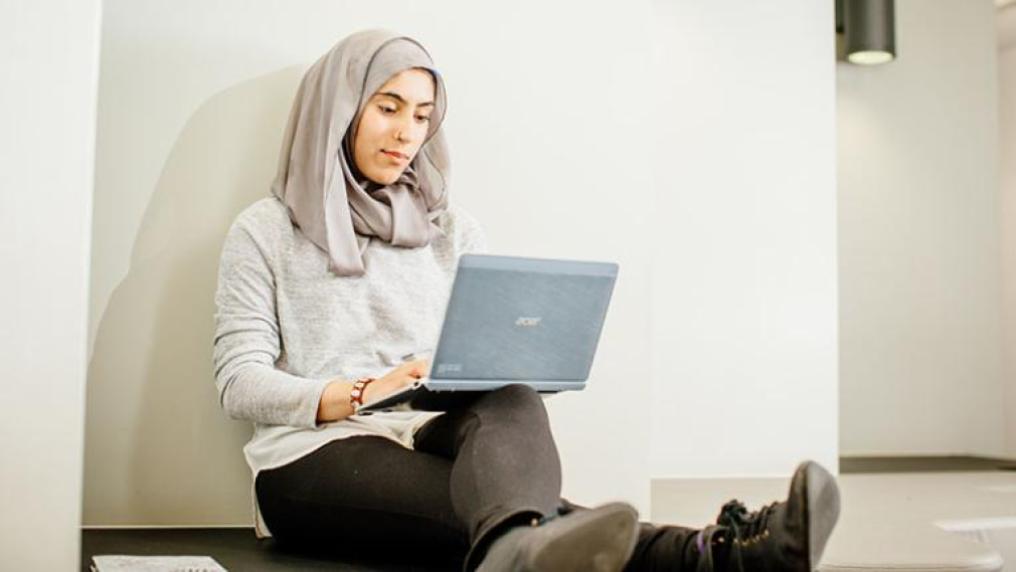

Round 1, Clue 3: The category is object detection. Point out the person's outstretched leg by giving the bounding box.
[560,460,842,571]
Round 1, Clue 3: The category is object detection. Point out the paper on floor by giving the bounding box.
[91,555,227,571]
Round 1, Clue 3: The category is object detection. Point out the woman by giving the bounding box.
[212,29,840,572]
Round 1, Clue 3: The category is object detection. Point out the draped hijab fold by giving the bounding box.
[270,29,450,277]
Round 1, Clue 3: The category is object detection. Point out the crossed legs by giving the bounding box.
[255,384,692,571]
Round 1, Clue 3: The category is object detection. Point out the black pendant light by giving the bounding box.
[836,0,896,65]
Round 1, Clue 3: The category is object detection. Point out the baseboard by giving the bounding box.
[840,454,1016,473]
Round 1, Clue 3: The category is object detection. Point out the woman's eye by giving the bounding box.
[416,115,431,123]
[379,105,396,114]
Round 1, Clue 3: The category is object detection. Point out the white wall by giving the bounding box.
[0,0,102,569]
[999,4,1016,457]
[839,0,1007,457]
[84,0,656,526]
[649,0,839,479]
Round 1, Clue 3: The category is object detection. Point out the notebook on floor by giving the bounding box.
[356,253,618,415]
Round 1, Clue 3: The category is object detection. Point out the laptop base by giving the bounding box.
[355,381,569,415]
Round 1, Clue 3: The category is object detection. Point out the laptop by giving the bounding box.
[355,253,619,415]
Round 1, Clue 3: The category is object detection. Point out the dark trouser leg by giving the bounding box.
[255,435,470,558]
[624,523,701,571]
[412,383,564,570]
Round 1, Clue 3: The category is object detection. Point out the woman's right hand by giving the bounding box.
[361,358,430,404]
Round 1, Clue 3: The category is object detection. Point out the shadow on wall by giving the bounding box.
[83,66,305,525]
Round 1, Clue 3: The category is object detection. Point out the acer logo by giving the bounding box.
[437,363,463,374]
[515,317,542,327]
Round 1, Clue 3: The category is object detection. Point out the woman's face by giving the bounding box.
[352,68,436,185]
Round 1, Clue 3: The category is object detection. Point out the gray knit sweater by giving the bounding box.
[212,196,487,537]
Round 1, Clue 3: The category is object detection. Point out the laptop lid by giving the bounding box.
[428,254,618,386]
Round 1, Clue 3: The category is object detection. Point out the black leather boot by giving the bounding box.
[476,501,640,572]
[693,460,841,572]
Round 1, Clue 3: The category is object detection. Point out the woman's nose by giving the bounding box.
[394,115,415,143]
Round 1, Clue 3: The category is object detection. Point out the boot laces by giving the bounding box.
[717,499,777,541]
[694,499,778,572]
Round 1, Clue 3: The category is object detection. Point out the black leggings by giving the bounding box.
[255,384,696,571]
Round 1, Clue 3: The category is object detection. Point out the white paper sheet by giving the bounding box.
[91,555,227,572]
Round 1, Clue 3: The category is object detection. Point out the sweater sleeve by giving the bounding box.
[212,218,330,429]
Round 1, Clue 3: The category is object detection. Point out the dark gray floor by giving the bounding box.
[83,456,1016,570]
[81,527,463,571]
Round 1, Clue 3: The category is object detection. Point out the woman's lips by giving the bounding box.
[381,150,408,162]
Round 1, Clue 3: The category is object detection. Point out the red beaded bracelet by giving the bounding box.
[349,377,377,410]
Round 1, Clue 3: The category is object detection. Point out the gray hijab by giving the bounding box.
[270,29,450,277]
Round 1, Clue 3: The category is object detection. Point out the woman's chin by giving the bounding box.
[372,173,402,186]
